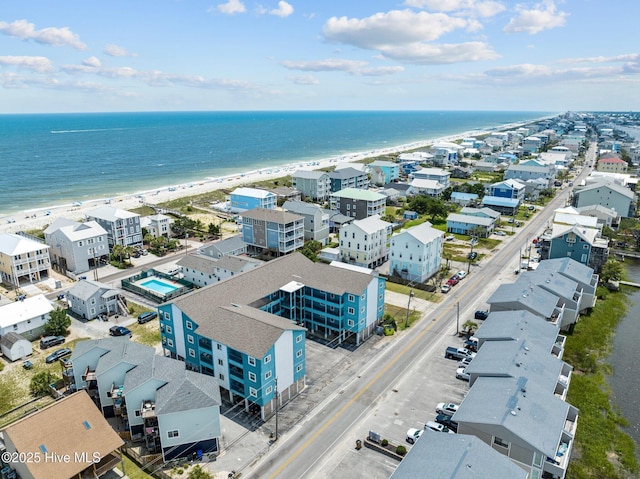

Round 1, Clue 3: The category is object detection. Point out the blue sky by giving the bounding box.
[1,0,638,113]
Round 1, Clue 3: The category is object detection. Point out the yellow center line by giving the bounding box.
[268,275,485,478]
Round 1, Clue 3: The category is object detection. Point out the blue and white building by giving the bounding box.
[159,253,385,420]
[229,187,277,213]
[369,160,400,185]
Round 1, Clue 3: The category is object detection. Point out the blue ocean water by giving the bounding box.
[0,111,553,215]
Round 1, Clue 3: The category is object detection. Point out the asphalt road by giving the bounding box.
[246,147,595,479]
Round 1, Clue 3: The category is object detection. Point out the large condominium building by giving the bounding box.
[241,208,304,256]
[86,206,143,248]
[159,253,385,419]
[330,188,386,220]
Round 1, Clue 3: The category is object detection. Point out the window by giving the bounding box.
[265,371,272,380]
[493,436,509,448]
[348,294,355,302]
[187,335,194,344]
[166,325,172,334]
[533,451,543,468]
[296,364,303,373]
[218,359,223,366]
[295,335,302,344]
[348,307,355,314]
[167,339,174,347]
[249,387,258,397]
[135,410,141,417]
[188,349,195,358]
[164,312,170,320]
[219,373,225,381]
[249,372,256,382]
[265,386,273,395]
[168,430,179,438]
[347,320,354,327]
[248,356,256,366]
[217,343,222,350]
[186,321,193,330]
[296,350,302,358]
[264,355,272,364]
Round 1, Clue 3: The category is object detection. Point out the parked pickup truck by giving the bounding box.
[445,347,475,360]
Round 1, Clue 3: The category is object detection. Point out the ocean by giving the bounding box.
[0,110,554,215]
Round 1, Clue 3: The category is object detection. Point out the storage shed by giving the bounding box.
[0,332,33,361]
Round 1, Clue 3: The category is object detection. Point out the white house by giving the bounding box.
[0,294,53,341]
[389,222,444,283]
[408,178,445,197]
[44,218,109,274]
[339,215,393,268]
[410,167,451,188]
[141,214,174,238]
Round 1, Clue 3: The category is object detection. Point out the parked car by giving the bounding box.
[448,276,459,285]
[528,205,536,211]
[436,402,459,416]
[137,311,158,324]
[441,284,451,294]
[467,251,477,260]
[425,421,455,434]
[464,338,478,352]
[474,310,489,320]
[45,348,72,364]
[406,427,423,444]
[435,414,459,433]
[109,326,132,337]
[456,367,470,381]
[494,231,507,236]
[445,347,475,360]
[40,335,65,349]
[22,360,33,370]
[445,235,455,241]
[458,356,473,368]
[456,271,467,280]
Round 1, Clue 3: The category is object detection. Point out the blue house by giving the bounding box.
[481,196,520,216]
[229,187,277,213]
[450,192,479,206]
[369,160,400,185]
[159,253,385,420]
[485,179,526,201]
[446,213,495,238]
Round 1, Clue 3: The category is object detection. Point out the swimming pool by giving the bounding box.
[140,278,180,295]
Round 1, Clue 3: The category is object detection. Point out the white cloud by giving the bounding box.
[503,0,568,35]
[404,0,506,18]
[0,19,87,49]
[270,1,294,17]
[282,58,368,72]
[217,0,246,15]
[82,56,102,68]
[288,74,319,85]
[104,44,136,57]
[558,53,640,65]
[281,58,405,76]
[0,55,55,72]
[380,41,499,64]
[323,10,468,49]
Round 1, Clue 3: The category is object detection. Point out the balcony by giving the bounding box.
[141,400,156,419]
[83,365,97,382]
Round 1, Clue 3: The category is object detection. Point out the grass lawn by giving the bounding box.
[384,303,420,330]
[385,282,442,303]
[121,454,155,479]
[130,322,161,347]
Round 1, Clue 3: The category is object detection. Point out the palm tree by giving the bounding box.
[123,245,135,265]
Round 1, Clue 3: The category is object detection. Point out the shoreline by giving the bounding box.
[0,117,551,235]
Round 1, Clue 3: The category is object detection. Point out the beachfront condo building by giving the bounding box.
[86,206,143,249]
[0,233,51,287]
[229,187,277,213]
[330,188,386,220]
[369,160,400,185]
[389,222,444,283]
[291,170,331,201]
[44,218,109,274]
[339,215,392,269]
[158,253,385,419]
[241,208,304,256]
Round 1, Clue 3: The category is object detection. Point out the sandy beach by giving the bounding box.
[0,120,537,236]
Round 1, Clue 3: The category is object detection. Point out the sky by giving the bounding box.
[1,0,639,113]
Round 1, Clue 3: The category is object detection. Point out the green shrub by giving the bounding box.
[396,445,407,456]
[381,439,388,447]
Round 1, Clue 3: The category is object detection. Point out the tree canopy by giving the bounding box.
[44,307,71,336]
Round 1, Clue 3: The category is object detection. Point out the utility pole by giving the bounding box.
[456,301,460,335]
[274,377,279,441]
[404,286,414,328]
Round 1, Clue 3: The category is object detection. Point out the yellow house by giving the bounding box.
[0,233,51,286]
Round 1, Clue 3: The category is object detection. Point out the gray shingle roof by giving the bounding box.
[474,310,561,352]
[93,340,155,377]
[534,257,595,286]
[487,283,559,318]
[465,339,570,393]
[241,208,304,224]
[292,170,329,180]
[390,430,528,479]
[282,200,324,216]
[0,331,28,349]
[199,234,246,256]
[215,255,261,273]
[67,279,119,301]
[328,167,366,179]
[453,376,572,457]
[515,270,579,305]
[177,254,218,274]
